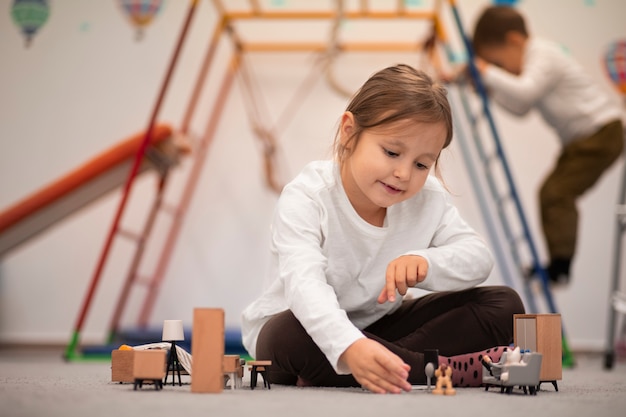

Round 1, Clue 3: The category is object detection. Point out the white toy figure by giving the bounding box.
[500,347,525,383]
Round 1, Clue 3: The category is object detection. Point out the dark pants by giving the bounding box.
[256,285,524,387]
[540,120,624,260]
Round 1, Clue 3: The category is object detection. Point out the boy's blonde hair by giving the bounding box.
[472,6,528,54]
[333,64,453,167]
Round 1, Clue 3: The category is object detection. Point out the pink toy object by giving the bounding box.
[604,40,626,95]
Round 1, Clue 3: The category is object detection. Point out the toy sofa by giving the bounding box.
[483,351,543,395]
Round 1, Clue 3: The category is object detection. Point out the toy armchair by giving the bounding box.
[483,351,543,395]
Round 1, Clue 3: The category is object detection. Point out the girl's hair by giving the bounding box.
[333,64,453,170]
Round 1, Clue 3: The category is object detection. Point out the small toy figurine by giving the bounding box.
[500,347,523,383]
[431,363,456,395]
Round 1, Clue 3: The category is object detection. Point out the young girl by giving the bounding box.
[241,64,525,394]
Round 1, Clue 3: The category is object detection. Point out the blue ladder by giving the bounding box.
[446,1,574,366]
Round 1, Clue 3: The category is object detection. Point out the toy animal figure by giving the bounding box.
[431,363,456,395]
[500,347,525,383]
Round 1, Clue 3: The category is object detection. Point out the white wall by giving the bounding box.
[0,0,624,351]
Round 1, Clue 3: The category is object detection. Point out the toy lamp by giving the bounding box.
[162,320,184,386]
[162,319,184,341]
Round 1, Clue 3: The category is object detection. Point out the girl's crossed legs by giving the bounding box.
[255,286,525,387]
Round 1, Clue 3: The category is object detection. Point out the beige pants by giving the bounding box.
[540,120,624,260]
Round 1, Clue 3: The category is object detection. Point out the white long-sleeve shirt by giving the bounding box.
[482,37,622,145]
[241,161,494,374]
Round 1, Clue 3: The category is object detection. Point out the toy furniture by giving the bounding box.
[223,355,244,390]
[248,360,272,390]
[133,350,167,390]
[483,350,543,395]
[191,308,225,393]
[113,345,245,391]
[514,314,562,390]
[424,362,435,391]
[111,348,135,383]
[162,320,185,386]
[423,348,439,386]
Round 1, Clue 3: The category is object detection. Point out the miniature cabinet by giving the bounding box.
[111,349,135,383]
[513,314,562,382]
[223,355,244,390]
[133,350,167,390]
[112,349,168,386]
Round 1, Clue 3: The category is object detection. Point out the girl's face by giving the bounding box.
[339,112,447,226]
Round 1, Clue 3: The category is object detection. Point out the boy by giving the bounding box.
[471,5,624,285]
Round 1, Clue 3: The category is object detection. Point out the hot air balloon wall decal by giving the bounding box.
[603,39,626,101]
[11,0,50,48]
[118,0,164,41]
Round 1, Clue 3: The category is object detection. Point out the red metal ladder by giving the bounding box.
[64,0,201,359]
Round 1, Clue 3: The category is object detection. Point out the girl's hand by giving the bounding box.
[377,255,428,304]
[340,338,411,394]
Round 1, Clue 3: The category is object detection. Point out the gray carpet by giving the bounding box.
[1,348,625,417]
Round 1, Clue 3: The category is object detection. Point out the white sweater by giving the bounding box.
[482,38,622,145]
[241,161,493,373]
